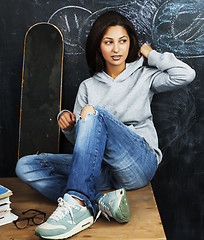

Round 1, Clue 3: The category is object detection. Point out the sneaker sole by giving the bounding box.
[114,189,130,223]
[35,216,94,239]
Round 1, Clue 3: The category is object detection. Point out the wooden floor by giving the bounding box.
[0,178,166,240]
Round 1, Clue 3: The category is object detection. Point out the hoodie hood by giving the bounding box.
[94,56,145,83]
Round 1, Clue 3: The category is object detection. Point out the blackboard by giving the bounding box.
[0,0,203,239]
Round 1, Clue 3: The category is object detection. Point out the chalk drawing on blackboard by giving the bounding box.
[118,0,162,41]
[48,6,92,55]
[78,0,162,45]
[152,0,204,58]
[48,0,163,55]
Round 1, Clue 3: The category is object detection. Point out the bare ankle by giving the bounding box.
[73,197,85,207]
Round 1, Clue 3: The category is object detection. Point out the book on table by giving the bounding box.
[0,185,18,226]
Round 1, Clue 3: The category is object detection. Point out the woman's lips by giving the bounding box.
[111,55,122,61]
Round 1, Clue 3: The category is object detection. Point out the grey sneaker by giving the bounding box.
[35,194,94,239]
[97,188,130,223]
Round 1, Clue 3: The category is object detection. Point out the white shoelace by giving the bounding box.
[50,197,79,224]
[95,201,113,222]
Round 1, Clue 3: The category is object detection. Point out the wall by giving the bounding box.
[0,0,203,239]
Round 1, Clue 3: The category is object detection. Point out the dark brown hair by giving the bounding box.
[86,11,140,76]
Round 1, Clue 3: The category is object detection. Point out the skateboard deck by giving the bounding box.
[18,22,64,159]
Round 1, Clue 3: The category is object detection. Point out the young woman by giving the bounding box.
[16,11,195,239]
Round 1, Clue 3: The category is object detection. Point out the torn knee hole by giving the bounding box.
[80,105,95,120]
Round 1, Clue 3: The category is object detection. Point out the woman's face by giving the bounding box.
[100,25,130,72]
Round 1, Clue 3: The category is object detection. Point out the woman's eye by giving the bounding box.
[120,39,127,43]
[105,41,112,44]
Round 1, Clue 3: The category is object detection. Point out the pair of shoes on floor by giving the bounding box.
[35,188,130,239]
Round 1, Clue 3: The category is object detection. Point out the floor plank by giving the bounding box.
[0,178,166,240]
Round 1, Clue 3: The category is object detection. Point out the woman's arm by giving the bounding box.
[139,43,196,92]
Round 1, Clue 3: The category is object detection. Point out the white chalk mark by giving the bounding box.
[64,40,77,47]
[74,14,79,29]
[186,26,204,43]
[48,6,92,23]
[64,15,71,32]
[173,13,204,43]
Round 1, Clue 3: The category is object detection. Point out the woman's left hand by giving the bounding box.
[138,43,153,58]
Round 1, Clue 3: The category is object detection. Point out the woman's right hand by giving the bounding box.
[58,112,76,132]
[138,43,153,59]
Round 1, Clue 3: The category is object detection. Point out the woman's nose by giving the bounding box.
[113,43,119,53]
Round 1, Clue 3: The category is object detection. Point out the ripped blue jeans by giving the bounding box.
[16,105,157,216]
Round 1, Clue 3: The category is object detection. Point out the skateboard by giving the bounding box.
[18,22,64,159]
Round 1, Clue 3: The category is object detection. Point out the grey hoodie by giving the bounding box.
[61,50,196,164]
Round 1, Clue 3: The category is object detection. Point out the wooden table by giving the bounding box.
[0,178,166,240]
